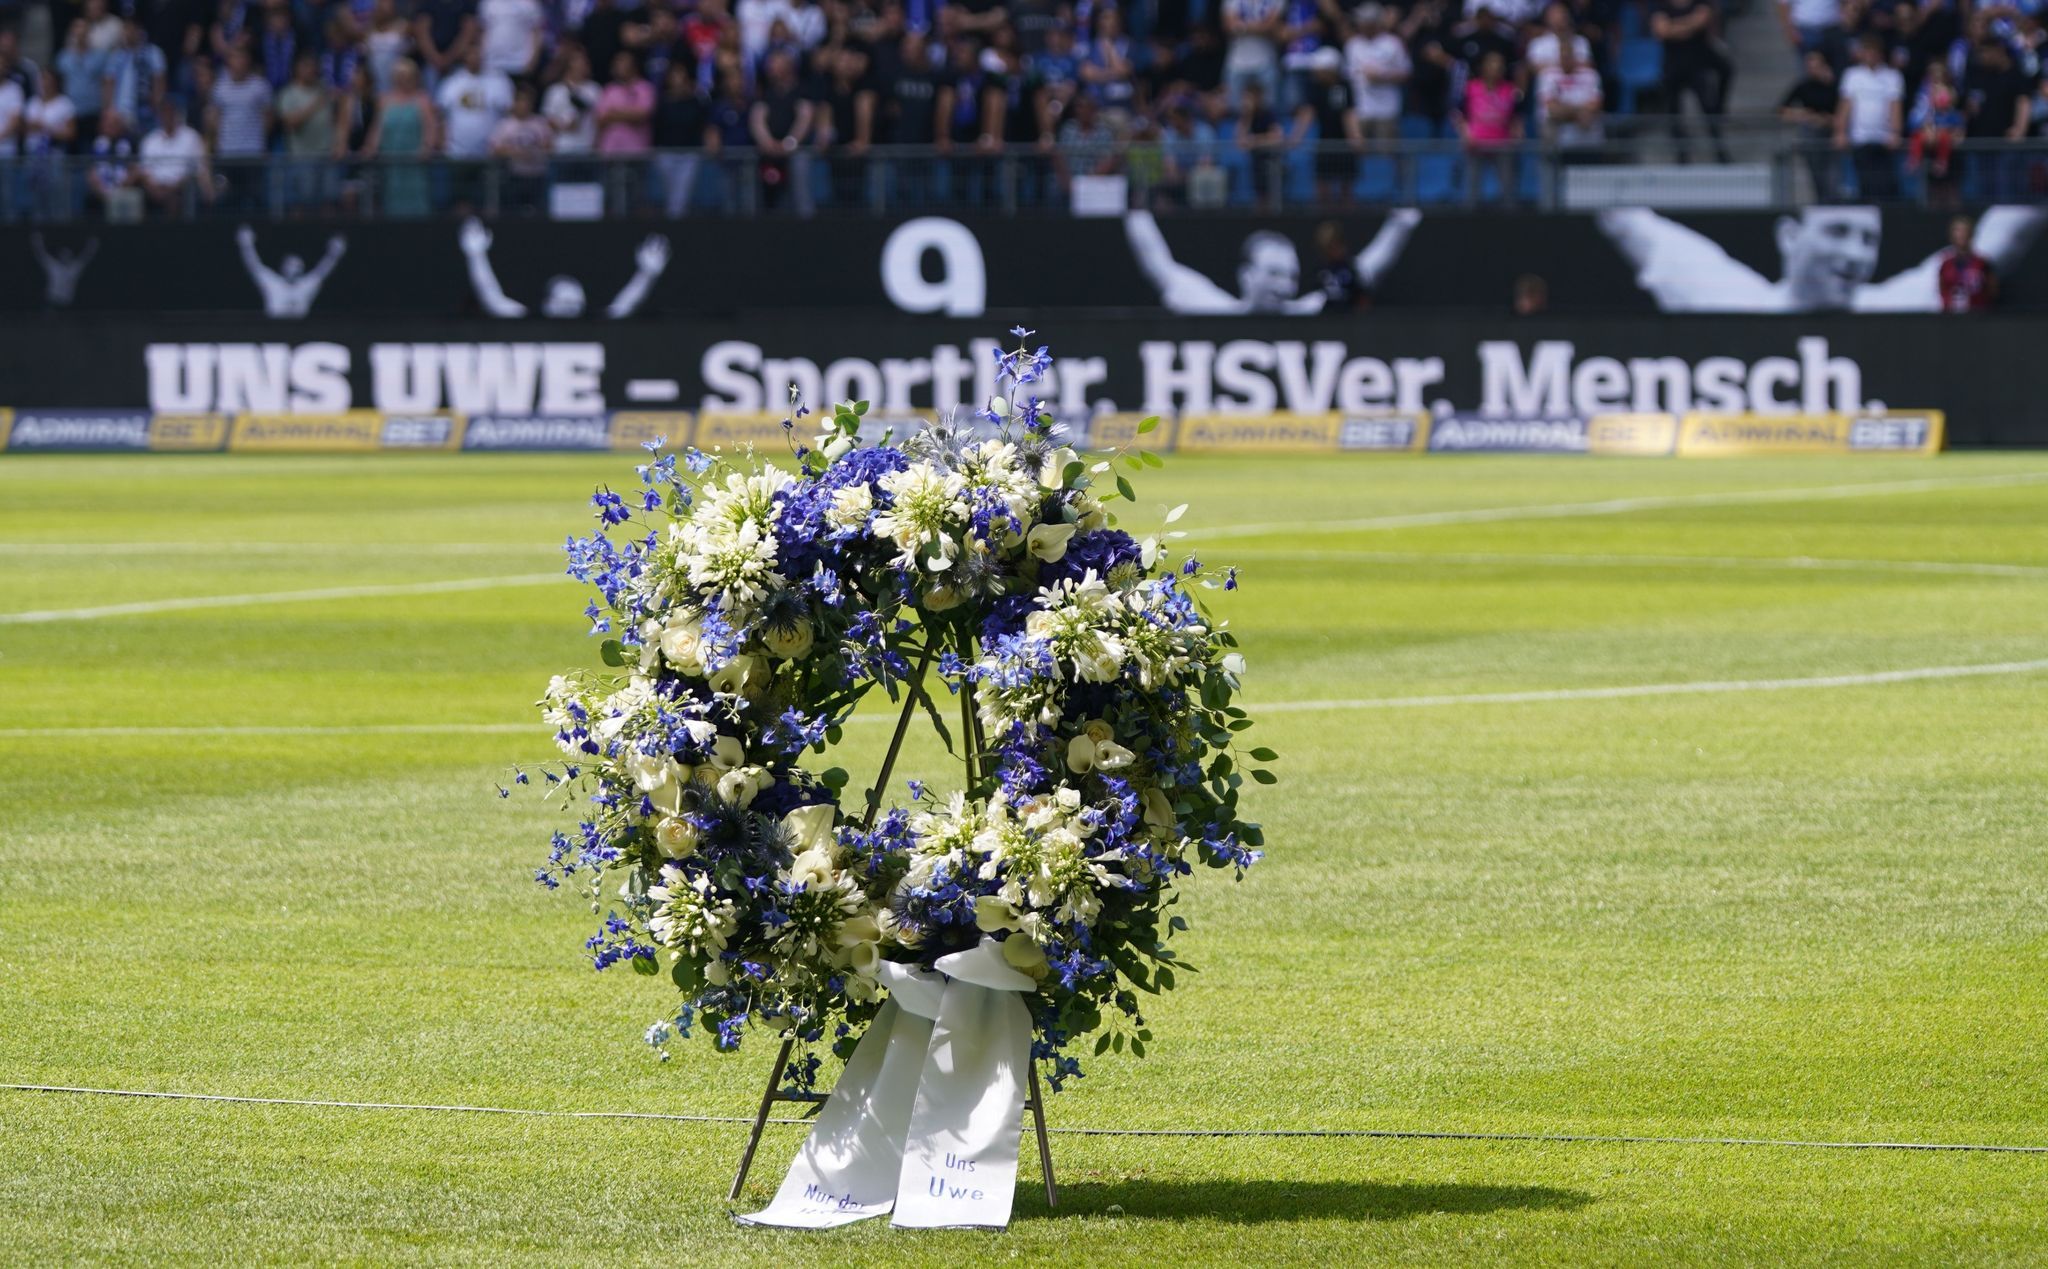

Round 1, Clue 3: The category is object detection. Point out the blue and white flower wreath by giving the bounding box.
[526,332,1271,1091]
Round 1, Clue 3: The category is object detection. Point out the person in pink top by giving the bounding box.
[596,50,655,154]
[1455,50,1522,205]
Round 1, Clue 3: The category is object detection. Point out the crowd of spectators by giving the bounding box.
[0,0,1638,215]
[0,0,2041,216]
[1776,0,2048,201]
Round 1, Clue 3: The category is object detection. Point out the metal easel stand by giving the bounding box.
[727,1035,1059,1209]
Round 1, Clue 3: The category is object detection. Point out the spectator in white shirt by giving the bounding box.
[478,0,544,76]
[1778,0,1841,58]
[736,0,795,63]
[23,69,77,156]
[1537,38,1603,151]
[1834,33,1901,198]
[138,97,212,212]
[209,45,274,158]
[1223,0,1286,107]
[1523,1,1591,79]
[543,46,600,153]
[1465,0,1544,29]
[1344,3,1410,141]
[435,44,512,158]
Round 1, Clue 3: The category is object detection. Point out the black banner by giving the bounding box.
[9,206,2048,317]
[0,313,2041,447]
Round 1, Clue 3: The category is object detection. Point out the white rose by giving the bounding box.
[660,618,706,675]
[1082,718,1116,745]
[705,958,730,986]
[763,620,814,661]
[655,815,700,859]
[1027,522,1077,563]
[1024,610,1055,638]
[782,803,837,854]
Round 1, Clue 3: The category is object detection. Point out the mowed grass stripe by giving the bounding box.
[1,452,2045,1263]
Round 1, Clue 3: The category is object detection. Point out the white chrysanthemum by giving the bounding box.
[693,468,793,539]
[683,516,781,617]
[873,461,968,564]
[826,483,874,532]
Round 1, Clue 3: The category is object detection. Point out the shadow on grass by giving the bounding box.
[1019,1178,1594,1224]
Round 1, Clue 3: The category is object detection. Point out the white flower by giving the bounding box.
[826,483,874,531]
[625,749,683,794]
[922,584,963,612]
[873,461,968,561]
[1039,447,1079,490]
[717,764,771,808]
[1142,787,1176,831]
[708,653,768,698]
[787,847,836,890]
[655,815,700,859]
[707,735,745,770]
[1001,935,1048,974]
[1027,522,1076,562]
[763,620,814,661]
[782,803,837,854]
[660,617,707,675]
[822,435,854,461]
[974,895,1022,933]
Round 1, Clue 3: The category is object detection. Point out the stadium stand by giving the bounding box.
[0,0,2042,217]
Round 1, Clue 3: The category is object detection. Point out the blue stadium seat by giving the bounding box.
[1615,37,1662,115]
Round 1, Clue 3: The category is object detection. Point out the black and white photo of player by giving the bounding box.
[1599,204,2048,312]
[459,216,670,318]
[1124,207,1421,313]
[29,233,96,307]
[236,225,348,318]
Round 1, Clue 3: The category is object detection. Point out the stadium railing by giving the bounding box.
[7,130,2045,222]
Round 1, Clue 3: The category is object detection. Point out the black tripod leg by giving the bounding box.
[1027,1060,1056,1209]
[728,1037,795,1202]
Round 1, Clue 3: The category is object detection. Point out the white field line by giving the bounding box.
[5,1083,2045,1153]
[1226,549,2048,579]
[0,573,567,624]
[5,659,2044,740]
[1255,659,2048,713]
[1189,471,2048,541]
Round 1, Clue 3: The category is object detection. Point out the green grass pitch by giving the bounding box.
[3,451,2046,1265]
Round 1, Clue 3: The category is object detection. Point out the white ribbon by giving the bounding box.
[737,937,1036,1231]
